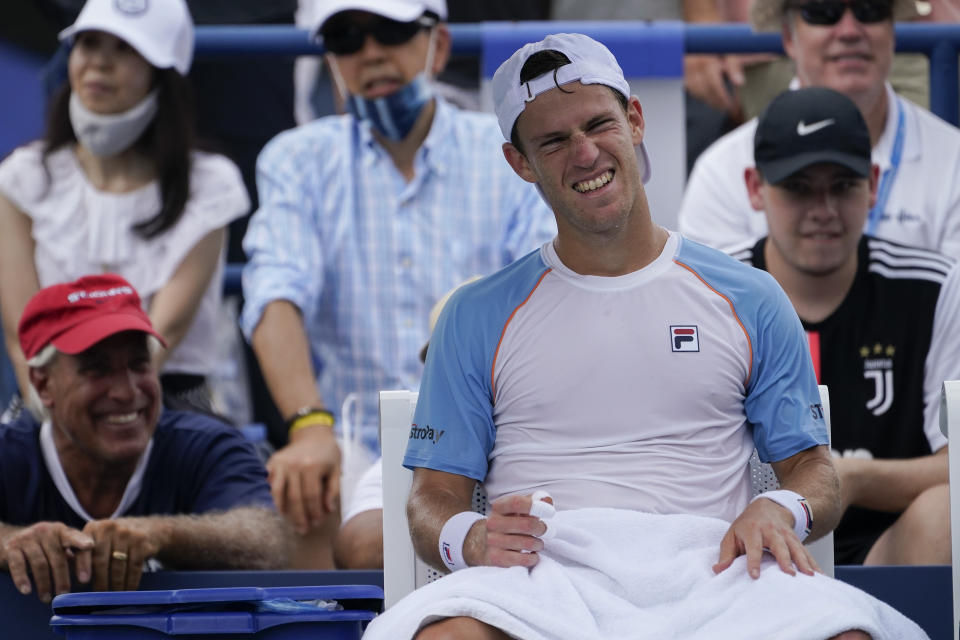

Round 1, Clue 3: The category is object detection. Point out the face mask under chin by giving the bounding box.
[346,72,433,141]
[69,90,160,157]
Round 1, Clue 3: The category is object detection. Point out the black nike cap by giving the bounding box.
[754,87,872,185]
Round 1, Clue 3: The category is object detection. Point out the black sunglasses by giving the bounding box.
[791,0,894,25]
[321,15,436,55]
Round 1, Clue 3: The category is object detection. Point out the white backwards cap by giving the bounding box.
[492,32,650,183]
[60,0,194,75]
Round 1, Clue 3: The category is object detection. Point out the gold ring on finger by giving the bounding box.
[111,550,128,561]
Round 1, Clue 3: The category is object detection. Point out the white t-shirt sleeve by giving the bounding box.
[923,262,960,451]
[341,457,384,524]
[934,150,960,260]
[0,143,47,212]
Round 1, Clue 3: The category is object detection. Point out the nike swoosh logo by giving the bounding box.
[796,119,836,136]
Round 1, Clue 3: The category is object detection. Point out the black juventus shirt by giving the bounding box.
[739,235,953,563]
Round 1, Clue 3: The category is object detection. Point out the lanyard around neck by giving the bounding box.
[865,97,905,236]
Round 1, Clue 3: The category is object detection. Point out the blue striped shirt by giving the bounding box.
[241,98,556,451]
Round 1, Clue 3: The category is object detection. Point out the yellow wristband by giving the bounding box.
[288,410,335,436]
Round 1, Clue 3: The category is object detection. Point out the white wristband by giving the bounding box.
[439,511,485,572]
[751,489,813,541]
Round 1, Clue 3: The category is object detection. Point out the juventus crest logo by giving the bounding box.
[861,344,894,416]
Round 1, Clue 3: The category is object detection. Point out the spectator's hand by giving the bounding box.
[685,53,784,119]
[712,497,819,580]
[684,54,744,119]
[82,518,162,591]
[266,425,341,535]
[465,494,551,569]
[0,522,93,602]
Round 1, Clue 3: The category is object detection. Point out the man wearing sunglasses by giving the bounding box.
[240,0,555,568]
[678,0,960,263]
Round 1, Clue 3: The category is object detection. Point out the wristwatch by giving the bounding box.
[285,406,335,435]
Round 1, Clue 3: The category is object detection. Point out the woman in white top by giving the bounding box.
[0,0,249,416]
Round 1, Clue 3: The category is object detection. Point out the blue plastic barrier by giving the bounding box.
[835,565,951,640]
[0,570,383,639]
[49,585,382,639]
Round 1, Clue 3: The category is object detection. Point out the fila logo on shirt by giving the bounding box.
[860,344,895,416]
[670,325,699,352]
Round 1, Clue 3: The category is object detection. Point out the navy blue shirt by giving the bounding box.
[0,410,274,528]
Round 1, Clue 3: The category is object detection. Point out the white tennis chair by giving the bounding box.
[380,386,835,608]
[940,380,960,640]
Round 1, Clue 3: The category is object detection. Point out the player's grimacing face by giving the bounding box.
[510,83,645,239]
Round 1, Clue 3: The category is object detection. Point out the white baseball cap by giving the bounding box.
[59,0,194,75]
[312,0,447,39]
[492,33,651,184]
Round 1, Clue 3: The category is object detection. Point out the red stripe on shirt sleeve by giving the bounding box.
[806,330,821,384]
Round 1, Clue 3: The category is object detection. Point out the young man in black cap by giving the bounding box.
[737,86,955,566]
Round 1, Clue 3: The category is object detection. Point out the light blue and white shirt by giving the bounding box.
[241,98,556,452]
[405,233,826,522]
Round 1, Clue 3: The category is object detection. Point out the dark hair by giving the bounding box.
[42,67,196,240]
[510,49,629,154]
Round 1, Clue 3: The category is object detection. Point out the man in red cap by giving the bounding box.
[0,274,290,603]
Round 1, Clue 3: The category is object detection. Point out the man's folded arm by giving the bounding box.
[835,448,947,514]
[126,506,293,570]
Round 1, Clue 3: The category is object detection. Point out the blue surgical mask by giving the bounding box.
[346,72,433,141]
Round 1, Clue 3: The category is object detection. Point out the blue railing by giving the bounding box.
[196,22,960,126]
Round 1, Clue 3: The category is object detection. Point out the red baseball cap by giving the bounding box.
[18,274,167,360]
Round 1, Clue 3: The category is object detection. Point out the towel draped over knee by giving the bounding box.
[363,508,927,640]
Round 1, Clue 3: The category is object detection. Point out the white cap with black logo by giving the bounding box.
[59,0,194,75]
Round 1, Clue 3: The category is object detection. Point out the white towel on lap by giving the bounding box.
[363,508,928,639]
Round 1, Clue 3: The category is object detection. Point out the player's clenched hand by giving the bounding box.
[712,498,819,580]
[464,494,552,569]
